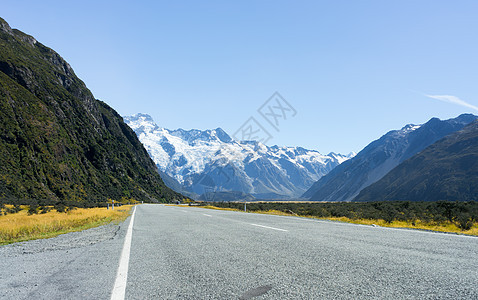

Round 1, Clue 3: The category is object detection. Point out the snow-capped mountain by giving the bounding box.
[124,113,355,199]
[303,114,478,201]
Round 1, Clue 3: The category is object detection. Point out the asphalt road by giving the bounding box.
[1,204,478,299]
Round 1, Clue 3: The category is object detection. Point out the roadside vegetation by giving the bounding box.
[0,200,133,245]
[198,201,478,236]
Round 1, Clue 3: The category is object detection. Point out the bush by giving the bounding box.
[198,200,478,229]
[55,203,67,213]
[457,213,474,231]
[13,205,21,213]
[39,206,51,214]
[27,204,39,215]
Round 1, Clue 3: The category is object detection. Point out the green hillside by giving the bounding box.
[0,17,182,204]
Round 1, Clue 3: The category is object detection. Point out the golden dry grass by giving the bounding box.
[313,216,478,235]
[0,205,133,245]
[200,205,478,236]
[200,205,241,211]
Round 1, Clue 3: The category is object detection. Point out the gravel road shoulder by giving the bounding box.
[0,216,132,300]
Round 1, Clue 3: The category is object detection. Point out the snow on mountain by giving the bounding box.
[124,113,354,199]
[303,113,478,201]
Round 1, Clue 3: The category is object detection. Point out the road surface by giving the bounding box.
[1,204,477,299]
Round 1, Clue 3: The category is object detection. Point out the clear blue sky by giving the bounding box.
[3,1,478,154]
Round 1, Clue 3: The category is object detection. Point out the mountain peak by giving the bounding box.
[213,127,232,143]
[123,113,158,133]
[355,119,478,202]
[303,114,478,201]
[129,113,155,123]
[0,18,181,203]
[0,18,37,46]
[400,123,420,132]
[0,17,13,35]
[123,116,353,199]
[454,113,477,124]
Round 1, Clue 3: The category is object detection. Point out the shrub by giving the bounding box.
[456,213,474,231]
[55,203,67,213]
[27,204,39,215]
[39,206,51,214]
[198,201,478,229]
[13,205,21,213]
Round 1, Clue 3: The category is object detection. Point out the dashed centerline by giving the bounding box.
[250,223,288,232]
[203,214,212,217]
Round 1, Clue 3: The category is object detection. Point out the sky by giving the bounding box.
[2,1,478,154]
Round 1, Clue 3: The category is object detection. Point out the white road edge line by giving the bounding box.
[203,214,212,217]
[250,223,288,232]
[111,205,136,300]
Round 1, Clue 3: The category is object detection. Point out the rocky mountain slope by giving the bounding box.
[0,18,182,204]
[124,113,354,199]
[355,120,478,202]
[303,114,477,201]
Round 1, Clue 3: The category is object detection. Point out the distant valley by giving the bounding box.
[1,15,477,206]
[125,113,478,203]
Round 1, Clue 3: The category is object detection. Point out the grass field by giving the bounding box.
[0,205,133,245]
[200,204,478,236]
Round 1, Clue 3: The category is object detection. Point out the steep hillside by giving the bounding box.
[0,18,182,203]
[303,114,477,201]
[124,113,354,199]
[355,120,478,202]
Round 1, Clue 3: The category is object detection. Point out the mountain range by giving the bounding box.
[1,16,476,205]
[355,119,478,202]
[124,113,355,200]
[302,114,478,201]
[0,17,181,203]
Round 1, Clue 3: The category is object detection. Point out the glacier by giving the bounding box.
[124,113,354,200]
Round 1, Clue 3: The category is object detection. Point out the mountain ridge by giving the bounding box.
[355,120,478,201]
[303,114,478,201]
[0,17,182,203]
[124,113,355,199]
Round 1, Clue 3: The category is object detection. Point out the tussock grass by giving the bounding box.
[316,216,478,236]
[200,205,240,211]
[0,205,133,245]
[200,205,478,236]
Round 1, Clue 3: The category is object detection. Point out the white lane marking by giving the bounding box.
[250,223,288,232]
[111,206,136,300]
[256,213,477,239]
[203,214,212,217]
[180,210,189,213]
